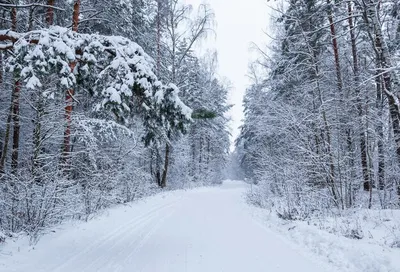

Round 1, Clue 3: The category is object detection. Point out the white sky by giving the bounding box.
[183,0,269,151]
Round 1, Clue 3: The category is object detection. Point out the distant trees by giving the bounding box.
[238,0,400,216]
[0,0,230,240]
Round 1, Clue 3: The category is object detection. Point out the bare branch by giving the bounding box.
[0,3,65,11]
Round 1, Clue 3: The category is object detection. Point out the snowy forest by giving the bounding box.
[0,0,230,239]
[0,0,400,271]
[237,0,400,216]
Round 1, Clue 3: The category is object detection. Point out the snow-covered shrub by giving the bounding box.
[68,115,155,220]
[0,169,81,244]
[389,225,400,248]
[0,231,5,244]
[245,182,273,209]
[342,220,364,240]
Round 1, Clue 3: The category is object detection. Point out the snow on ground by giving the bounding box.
[1,181,333,272]
[248,195,400,272]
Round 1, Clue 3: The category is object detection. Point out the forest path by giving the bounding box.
[2,181,331,272]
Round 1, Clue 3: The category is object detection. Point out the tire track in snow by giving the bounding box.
[118,207,177,272]
[83,201,178,272]
[79,208,165,271]
[50,199,180,272]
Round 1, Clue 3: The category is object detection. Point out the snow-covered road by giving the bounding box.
[1,181,331,272]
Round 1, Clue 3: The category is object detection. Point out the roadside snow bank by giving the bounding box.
[248,201,400,272]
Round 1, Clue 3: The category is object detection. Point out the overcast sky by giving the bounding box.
[183,0,269,150]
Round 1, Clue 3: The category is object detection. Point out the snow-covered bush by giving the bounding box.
[0,231,5,244]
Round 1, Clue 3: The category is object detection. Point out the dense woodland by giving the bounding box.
[0,0,230,240]
[237,0,400,217]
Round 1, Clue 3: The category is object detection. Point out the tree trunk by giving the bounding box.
[160,130,172,188]
[72,0,80,32]
[327,0,347,209]
[9,6,21,174]
[151,0,163,187]
[32,0,55,179]
[0,51,3,84]
[0,50,2,162]
[190,135,196,179]
[62,67,76,160]
[160,142,170,188]
[346,129,354,207]
[150,146,162,187]
[315,53,339,207]
[156,0,161,76]
[32,96,43,179]
[327,0,343,91]
[376,74,385,192]
[46,0,55,26]
[347,1,372,193]
[0,93,14,173]
[62,0,80,167]
[11,79,21,173]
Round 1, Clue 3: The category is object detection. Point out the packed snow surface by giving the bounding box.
[2,181,334,272]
